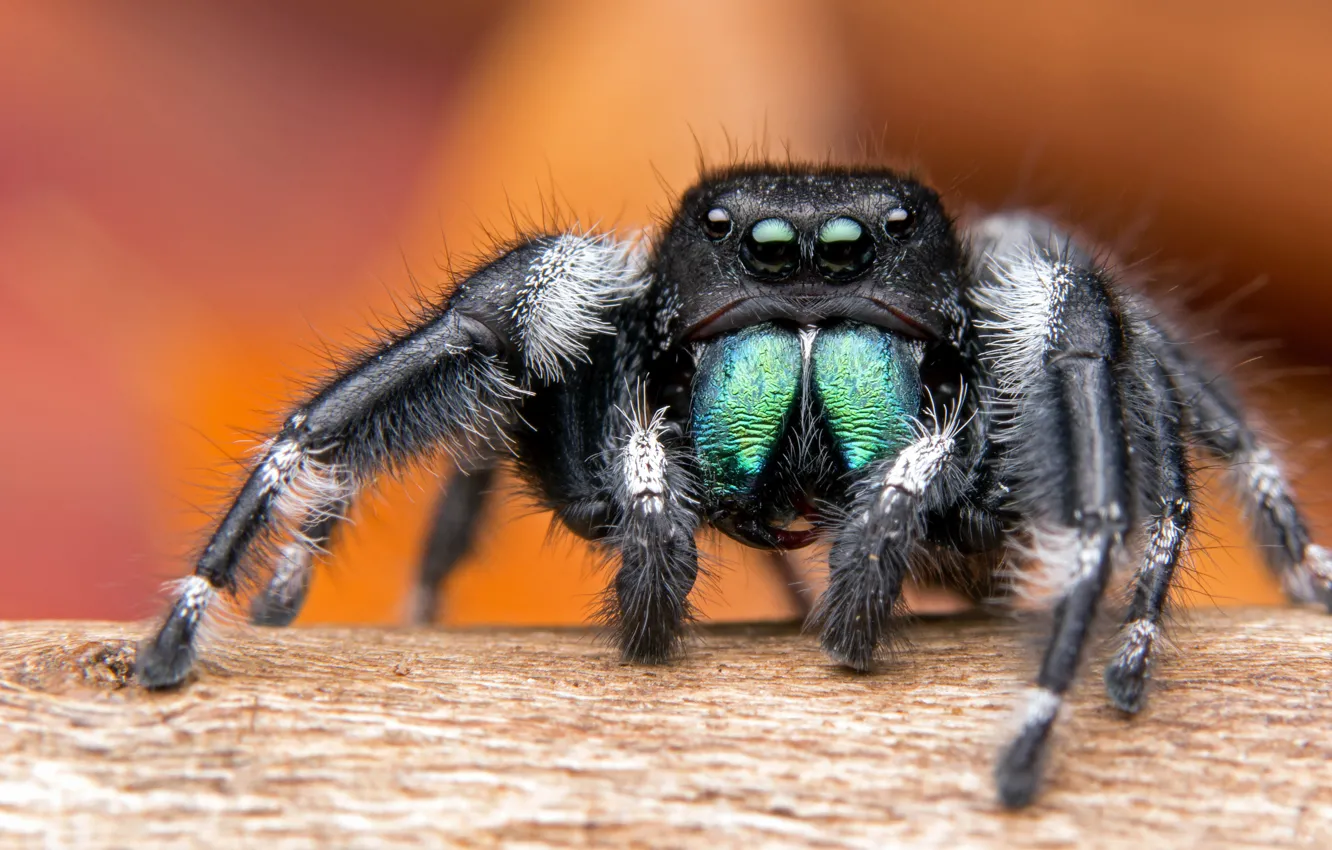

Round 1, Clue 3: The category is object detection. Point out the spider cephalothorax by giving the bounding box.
[139,164,1332,808]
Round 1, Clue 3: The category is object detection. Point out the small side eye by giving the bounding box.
[740,217,800,279]
[702,207,732,240]
[883,207,915,239]
[815,216,875,280]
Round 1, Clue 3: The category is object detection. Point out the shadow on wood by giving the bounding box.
[2,608,1330,847]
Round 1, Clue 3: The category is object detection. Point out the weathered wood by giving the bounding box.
[1,609,1330,848]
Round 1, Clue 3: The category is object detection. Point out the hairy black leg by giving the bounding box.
[138,233,641,689]
[139,332,517,689]
[250,498,349,627]
[969,215,1131,807]
[1139,322,1332,608]
[409,463,497,625]
[998,356,1128,809]
[602,406,701,664]
[1103,347,1193,713]
[815,402,972,671]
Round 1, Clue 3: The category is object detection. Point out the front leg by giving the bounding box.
[138,233,641,688]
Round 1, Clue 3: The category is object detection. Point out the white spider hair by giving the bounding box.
[513,231,648,382]
[970,247,1075,392]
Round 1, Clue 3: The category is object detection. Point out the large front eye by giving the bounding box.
[815,216,875,280]
[740,217,799,279]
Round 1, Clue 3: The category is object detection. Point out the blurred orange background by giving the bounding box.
[2,2,1330,625]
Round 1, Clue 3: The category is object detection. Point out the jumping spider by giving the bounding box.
[139,165,1332,807]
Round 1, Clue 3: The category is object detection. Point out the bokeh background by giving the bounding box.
[3,1,1331,625]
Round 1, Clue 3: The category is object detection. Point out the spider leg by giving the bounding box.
[815,396,973,671]
[602,403,701,664]
[969,215,1133,808]
[138,233,641,689]
[249,496,350,627]
[1141,323,1332,608]
[408,462,497,625]
[1103,341,1193,713]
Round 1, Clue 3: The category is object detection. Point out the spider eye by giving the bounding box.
[815,216,875,280]
[702,207,732,240]
[740,217,799,279]
[883,206,915,239]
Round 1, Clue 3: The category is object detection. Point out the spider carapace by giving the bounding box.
[139,165,1332,807]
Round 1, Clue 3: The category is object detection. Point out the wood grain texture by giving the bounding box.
[2,608,1330,848]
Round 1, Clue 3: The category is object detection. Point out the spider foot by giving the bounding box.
[1305,545,1332,611]
[608,537,695,666]
[813,553,899,673]
[1102,619,1159,714]
[815,601,884,674]
[249,593,302,628]
[994,687,1061,809]
[1282,544,1332,611]
[137,577,215,690]
[249,540,315,627]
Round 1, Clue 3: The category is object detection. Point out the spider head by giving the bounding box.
[656,166,964,343]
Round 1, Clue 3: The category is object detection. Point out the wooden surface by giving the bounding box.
[2,609,1330,848]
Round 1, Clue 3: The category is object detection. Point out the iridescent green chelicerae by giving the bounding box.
[691,323,802,498]
[691,322,921,499]
[811,323,921,473]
